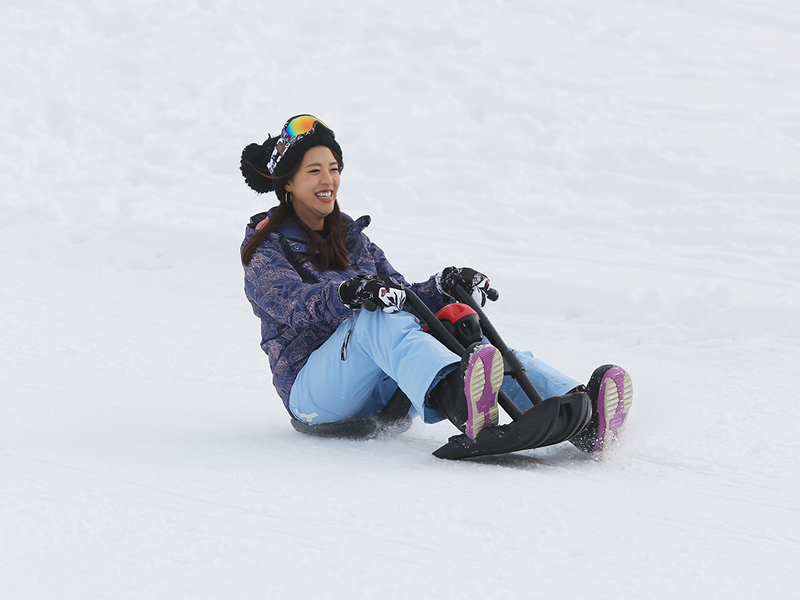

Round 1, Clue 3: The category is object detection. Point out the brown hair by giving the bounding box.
[240,150,349,270]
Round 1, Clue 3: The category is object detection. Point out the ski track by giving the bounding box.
[2,0,799,598]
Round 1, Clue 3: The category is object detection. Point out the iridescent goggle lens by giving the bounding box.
[284,115,328,137]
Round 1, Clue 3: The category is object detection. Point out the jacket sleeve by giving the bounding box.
[244,238,350,329]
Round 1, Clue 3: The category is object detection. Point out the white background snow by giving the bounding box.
[2,0,799,597]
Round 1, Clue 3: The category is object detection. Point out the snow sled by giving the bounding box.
[290,387,414,440]
[291,283,593,460]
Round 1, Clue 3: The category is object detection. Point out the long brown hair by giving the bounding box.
[240,150,349,270]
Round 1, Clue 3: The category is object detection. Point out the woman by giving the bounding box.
[240,115,632,451]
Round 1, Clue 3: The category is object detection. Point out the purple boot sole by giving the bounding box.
[462,344,503,439]
[571,365,633,453]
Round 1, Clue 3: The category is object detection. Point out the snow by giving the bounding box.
[2,0,799,597]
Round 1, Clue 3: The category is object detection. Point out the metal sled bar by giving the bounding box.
[405,291,466,357]
[404,289,524,421]
[451,285,545,407]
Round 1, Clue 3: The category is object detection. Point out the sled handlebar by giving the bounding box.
[403,290,469,357]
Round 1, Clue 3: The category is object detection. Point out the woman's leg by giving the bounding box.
[289,309,460,424]
[501,349,583,413]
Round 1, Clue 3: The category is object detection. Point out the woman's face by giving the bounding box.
[284,145,341,230]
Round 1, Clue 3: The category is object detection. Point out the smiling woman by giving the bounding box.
[238,114,513,438]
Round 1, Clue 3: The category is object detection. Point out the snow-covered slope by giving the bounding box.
[2,1,799,598]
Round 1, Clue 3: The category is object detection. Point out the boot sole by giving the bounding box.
[464,345,503,439]
[595,366,634,452]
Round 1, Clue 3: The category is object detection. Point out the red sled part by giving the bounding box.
[423,303,477,329]
[423,303,483,347]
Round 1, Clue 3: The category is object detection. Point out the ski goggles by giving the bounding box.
[266,115,330,175]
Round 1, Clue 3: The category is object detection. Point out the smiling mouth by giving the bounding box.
[316,191,333,199]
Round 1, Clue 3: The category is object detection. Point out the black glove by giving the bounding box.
[436,266,497,307]
[338,274,406,313]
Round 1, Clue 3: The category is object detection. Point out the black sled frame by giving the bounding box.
[291,284,592,459]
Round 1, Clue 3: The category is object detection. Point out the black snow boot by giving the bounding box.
[427,343,504,439]
[569,365,633,453]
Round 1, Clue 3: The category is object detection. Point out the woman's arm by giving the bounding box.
[245,241,350,329]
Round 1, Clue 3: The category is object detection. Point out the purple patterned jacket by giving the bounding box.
[242,211,448,409]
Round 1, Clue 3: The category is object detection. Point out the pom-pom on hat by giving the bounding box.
[240,114,342,194]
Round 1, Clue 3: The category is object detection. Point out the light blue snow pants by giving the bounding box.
[288,308,581,424]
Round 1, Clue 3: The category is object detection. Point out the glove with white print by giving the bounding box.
[338,275,406,313]
[436,266,498,307]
